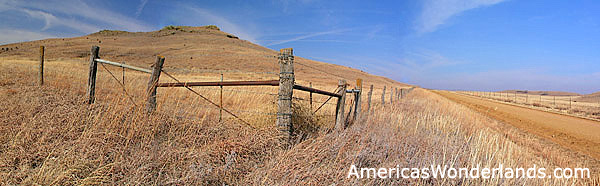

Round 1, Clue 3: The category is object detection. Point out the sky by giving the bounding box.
[1,0,599,94]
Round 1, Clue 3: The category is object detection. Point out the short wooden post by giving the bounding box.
[276,48,294,144]
[381,86,386,105]
[86,46,100,104]
[335,80,347,131]
[400,88,404,99]
[122,61,125,84]
[220,74,223,122]
[39,46,44,86]
[353,79,362,122]
[309,82,313,110]
[366,84,373,120]
[390,87,394,104]
[145,55,165,113]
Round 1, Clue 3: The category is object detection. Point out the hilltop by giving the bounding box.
[0,25,407,87]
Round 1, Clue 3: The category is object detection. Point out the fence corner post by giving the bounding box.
[335,79,348,131]
[86,46,100,104]
[39,46,44,86]
[145,55,165,114]
[276,48,294,145]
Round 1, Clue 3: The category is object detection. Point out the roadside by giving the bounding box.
[435,90,600,169]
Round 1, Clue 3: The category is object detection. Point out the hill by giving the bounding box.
[499,90,580,96]
[0,25,407,88]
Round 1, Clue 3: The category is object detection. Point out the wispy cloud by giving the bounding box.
[21,9,100,33]
[135,0,148,18]
[2,0,152,32]
[416,0,507,34]
[266,28,352,46]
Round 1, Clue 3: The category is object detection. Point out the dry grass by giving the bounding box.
[1,58,598,185]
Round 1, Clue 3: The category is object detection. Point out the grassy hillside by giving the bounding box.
[0,25,406,88]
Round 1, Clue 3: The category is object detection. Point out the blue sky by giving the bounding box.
[1,0,599,93]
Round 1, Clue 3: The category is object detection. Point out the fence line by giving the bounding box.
[34,45,413,147]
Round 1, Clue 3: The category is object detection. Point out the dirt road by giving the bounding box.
[436,91,600,160]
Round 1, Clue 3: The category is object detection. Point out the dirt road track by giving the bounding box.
[435,91,600,161]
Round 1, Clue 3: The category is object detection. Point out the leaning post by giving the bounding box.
[86,46,100,104]
[335,80,348,131]
[145,55,165,114]
[276,48,294,145]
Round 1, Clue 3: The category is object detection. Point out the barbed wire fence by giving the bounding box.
[34,45,414,146]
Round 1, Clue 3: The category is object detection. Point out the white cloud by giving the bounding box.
[0,29,56,45]
[266,28,352,46]
[416,0,507,34]
[135,0,148,18]
[2,0,152,32]
[21,9,100,33]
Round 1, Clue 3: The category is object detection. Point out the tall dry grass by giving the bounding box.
[1,58,598,185]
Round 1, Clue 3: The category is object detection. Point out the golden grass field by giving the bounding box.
[1,58,598,185]
[1,26,599,185]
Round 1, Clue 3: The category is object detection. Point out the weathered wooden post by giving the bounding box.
[353,79,363,122]
[309,82,313,110]
[381,86,386,105]
[276,48,294,144]
[335,79,347,131]
[220,74,223,122]
[145,55,165,113]
[400,88,404,99]
[366,84,373,120]
[39,46,44,86]
[390,87,394,104]
[87,46,100,104]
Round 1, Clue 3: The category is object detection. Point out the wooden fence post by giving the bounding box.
[381,86,386,105]
[277,48,294,144]
[86,46,100,104]
[309,82,313,110]
[400,88,404,99]
[220,74,223,122]
[366,84,373,120]
[145,55,165,113]
[335,79,347,131]
[39,46,44,86]
[353,79,362,122]
[390,87,394,104]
